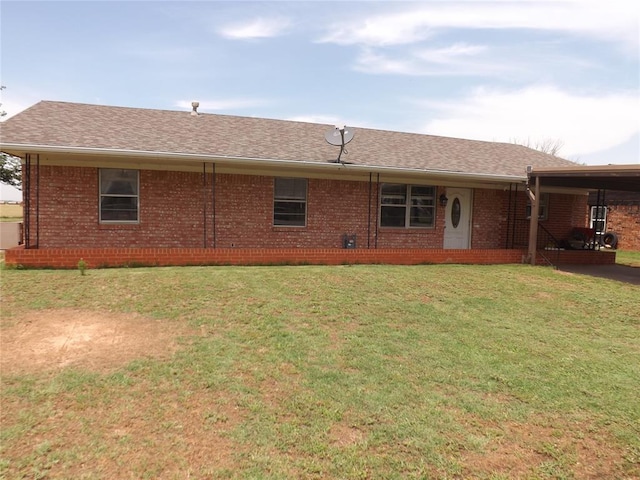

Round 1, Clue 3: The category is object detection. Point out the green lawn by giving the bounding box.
[617,250,640,267]
[1,264,638,479]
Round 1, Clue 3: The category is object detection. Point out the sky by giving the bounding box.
[1,1,639,199]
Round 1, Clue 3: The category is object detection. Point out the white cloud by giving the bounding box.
[320,1,639,50]
[417,43,488,62]
[422,85,640,159]
[218,17,291,40]
[355,49,421,76]
[320,9,434,47]
[354,43,518,76]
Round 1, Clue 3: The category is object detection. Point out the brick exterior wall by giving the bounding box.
[24,166,210,248]
[605,205,640,251]
[23,166,451,249]
[20,164,590,260]
[215,175,376,248]
[473,189,588,249]
[544,192,590,241]
[472,189,509,248]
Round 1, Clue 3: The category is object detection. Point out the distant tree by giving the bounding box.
[512,137,564,157]
[0,154,22,189]
[0,86,23,189]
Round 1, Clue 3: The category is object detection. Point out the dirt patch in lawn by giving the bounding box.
[452,411,636,479]
[1,308,193,374]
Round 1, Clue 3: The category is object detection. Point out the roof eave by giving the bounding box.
[1,142,527,185]
[529,164,640,193]
[530,164,640,176]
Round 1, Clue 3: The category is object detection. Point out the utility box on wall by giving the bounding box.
[342,234,356,249]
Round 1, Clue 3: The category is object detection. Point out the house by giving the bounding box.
[0,100,636,268]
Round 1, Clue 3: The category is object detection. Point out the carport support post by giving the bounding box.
[527,175,540,265]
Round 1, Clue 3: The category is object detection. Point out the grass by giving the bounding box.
[0,202,23,222]
[617,250,640,267]
[1,264,639,479]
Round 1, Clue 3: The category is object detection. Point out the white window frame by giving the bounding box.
[589,205,607,236]
[99,168,140,223]
[380,184,436,228]
[273,177,307,227]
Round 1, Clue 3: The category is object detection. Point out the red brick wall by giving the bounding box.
[544,192,589,240]
[23,165,588,252]
[471,190,588,249]
[24,166,449,249]
[25,166,209,248]
[214,175,375,248]
[504,191,589,248]
[605,205,640,250]
[472,189,508,248]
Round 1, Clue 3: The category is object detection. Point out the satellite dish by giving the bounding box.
[325,126,355,146]
[342,127,355,144]
[324,125,355,163]
[325,128,342,146]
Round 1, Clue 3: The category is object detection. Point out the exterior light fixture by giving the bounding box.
[439,193,448,207]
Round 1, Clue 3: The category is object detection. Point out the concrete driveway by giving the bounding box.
[556,264,640,285]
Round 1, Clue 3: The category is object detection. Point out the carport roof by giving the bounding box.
[529,165,640,192]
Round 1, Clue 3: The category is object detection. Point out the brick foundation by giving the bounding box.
[4,246,615,269]
[538,249,617,265]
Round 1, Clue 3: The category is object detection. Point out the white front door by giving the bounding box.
[443,188,472,249]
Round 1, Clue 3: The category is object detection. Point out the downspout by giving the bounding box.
[511,183,519,248]
[505,183,513,249]
[203,162,207,248]
[375,173,380,248]
[36,154,40,248]
[23,154,31,248]
[367,172,372,249]
[212,163,216,248]
[526,174,540,265]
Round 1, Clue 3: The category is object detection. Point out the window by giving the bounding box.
[100,169,139,223]
[526,192,549,220]
[274,177,307,226]
[380,184,435,228]
[589,206,607,235]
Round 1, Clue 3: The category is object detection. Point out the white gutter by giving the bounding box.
[0,142,527,184]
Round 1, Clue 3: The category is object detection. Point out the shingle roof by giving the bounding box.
[0,100,576,177]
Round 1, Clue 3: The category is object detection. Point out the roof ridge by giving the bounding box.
[25,101,550,150]
[1,100,578,177]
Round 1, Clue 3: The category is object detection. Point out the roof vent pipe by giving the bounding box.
[191,101,199,116]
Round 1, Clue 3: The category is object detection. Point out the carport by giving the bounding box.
[526,164,640,265]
